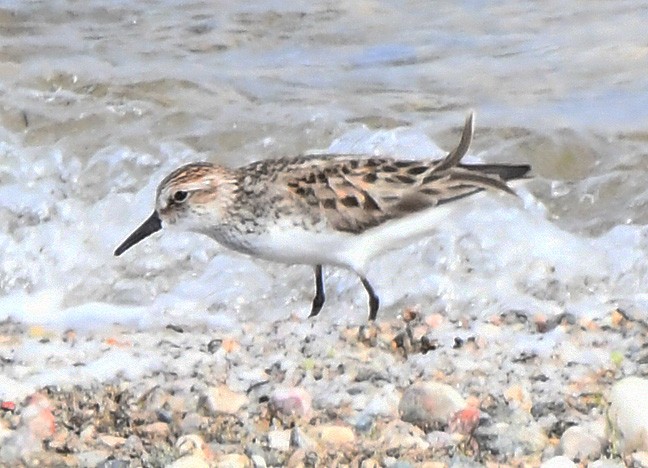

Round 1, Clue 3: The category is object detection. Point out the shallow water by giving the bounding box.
[1,0,648,328]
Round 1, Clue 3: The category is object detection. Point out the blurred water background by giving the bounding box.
[1,0,648,327]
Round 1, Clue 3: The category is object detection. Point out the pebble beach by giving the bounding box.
[2,307,648,466]
[2,1,648,466]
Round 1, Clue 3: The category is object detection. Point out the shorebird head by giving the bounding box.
[114,162,237,256]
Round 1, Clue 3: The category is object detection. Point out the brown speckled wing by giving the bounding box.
[277,113,530,234]
[301,158,392,233]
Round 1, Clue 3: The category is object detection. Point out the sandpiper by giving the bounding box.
[115,113,530,320]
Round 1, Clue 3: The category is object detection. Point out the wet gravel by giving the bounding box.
[0,307,646,467]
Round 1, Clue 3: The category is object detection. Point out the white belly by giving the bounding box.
[245,200,464,274]
[247,225,357,268]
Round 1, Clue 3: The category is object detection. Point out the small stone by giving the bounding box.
[631,451,648,468]
[27,325,53,339]
[474,411,547,456]
[587,460,626,468]
[207,338,223,353]
[534,314,549,333]
[269,387,311,417]
[97,460,130,468]
[222,337,240,353]
[290,426,316,449]
[425,313,444,328]
[386,461,414,468]
[381,420,429,451]
[250,454,267,468]
[354,413,376,433]
[408,323,428,342]
[540,455,577,468]
[360,459,380,468]
[216,453,250,468]
[0,420,13,443]
[176,434,213,461]
[77,450,110,468]
[177,434,205,455]
[357,323,378,346]
[516,421,548,453]
[419,463,446,468]
[205,385,248,415]
[391,330,413,355]
[62,329,77,344]
[167,394,188,413]
[138,422,170,438]
[560,425,603,461]
[267,429,291,451]
[157,409,173,423]
[399,382,466,429]
[420,334,440,353]
[1,401,16,412]
[21,393,55,440]
[426,431,455,449]
[402,307,418,322]
[503,384,533,412]
[180,412,204,433]
[448,407,481,435]
[610,309,625,327]
[98,435,127,449]
[80,425,97,443]
[285,449,305,468]
[47,428,69,451]
[312,425,355,445]
[123,435,144,455]
[169,455,210,468]
[608,376,648,454]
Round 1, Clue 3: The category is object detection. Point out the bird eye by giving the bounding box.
[172,190,188,203]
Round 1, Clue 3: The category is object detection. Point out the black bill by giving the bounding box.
[114,211,162,256]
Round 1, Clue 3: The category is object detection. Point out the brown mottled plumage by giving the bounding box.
[115,112,530,320]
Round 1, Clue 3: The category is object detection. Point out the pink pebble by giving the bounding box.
[269,387,312,417]
[448,407,481,435]
[22,393,56,440]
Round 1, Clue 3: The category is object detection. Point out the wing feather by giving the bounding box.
[268,112,529,234]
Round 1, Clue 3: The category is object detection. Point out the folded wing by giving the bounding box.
[278,113,531,234]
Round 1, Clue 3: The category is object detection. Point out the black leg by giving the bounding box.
[309,265,325,317]
[360,276,380,321]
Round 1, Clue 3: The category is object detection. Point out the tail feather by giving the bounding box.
[458,163,531,181]
[434,112,474,172]
[445,169,518,195]
[434,111,531,182]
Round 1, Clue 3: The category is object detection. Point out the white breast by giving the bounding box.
[242,199,466,275]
